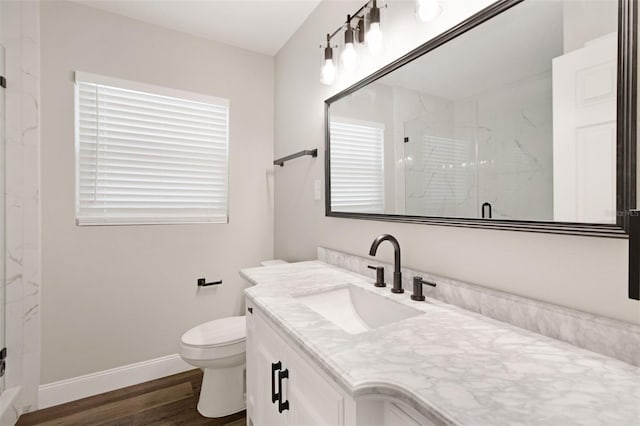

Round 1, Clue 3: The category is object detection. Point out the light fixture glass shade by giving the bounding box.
[416,0,441,22]
[320,58,337,85]
[341,42,358,72]
[366,22,383,55]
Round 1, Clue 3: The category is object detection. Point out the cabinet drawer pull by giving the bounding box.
[247,306,253,314]
[277,368,290,413]
[271,361,281,403]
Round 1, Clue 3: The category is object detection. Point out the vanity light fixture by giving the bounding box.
[341,15,358,72]
[318,0,445,85]
[318,0,386,85]
[366,0,384,55]
[320,34,337,85]
[416,0,442,22]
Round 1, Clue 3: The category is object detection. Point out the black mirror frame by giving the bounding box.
[324,0,639,300]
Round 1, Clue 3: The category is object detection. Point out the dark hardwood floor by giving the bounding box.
[17,369,246,426]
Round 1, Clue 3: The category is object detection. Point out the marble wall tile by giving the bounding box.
[0,387,21,426]
[20,351,38,413]
[2,0,41,415]
[5,138,23,197]
[4,195,22,306]
[318,247,640,366]
[396,86,479,218]
[396,73,554,221]
[21,248,38,355]
[4,301,22,390]
[475,72,553,221]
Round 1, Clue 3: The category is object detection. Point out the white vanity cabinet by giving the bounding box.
[246,302,354,426]
[246,302,438,426]
[247,304,284,426]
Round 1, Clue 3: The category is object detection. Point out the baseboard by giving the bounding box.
[38,354,191,410]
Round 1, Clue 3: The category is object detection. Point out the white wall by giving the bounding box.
[40,1,274,383]
[563,0,618,53]
[274,0,640,325]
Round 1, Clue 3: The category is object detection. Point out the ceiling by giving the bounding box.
[73,0,322,56]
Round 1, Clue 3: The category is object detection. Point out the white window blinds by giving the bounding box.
[330,119,385,213]
[75,72,229,225]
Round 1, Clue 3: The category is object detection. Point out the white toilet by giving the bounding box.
[179,316,247,418]
[180,260,287,417]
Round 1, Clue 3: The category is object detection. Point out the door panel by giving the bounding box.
[552,33,617,223]
[576,123,616,222]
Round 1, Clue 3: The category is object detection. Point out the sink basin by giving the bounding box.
[294,285,422,334]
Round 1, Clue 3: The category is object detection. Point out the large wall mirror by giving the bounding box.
[325,0,638,298]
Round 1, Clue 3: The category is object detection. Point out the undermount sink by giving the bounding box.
[294,285,422,334]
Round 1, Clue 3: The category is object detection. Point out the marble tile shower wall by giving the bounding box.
[400,72,553,221]
[394,86,474,217]
[2,0,41,413]
[318,247,640,366]
[472,71,553,221]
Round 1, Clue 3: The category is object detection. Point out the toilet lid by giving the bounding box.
[181,316,246,348]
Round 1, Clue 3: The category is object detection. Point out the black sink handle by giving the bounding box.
[411,276,436,301]
[367,265,386,287]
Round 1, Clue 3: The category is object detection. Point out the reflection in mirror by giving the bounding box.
[328,0,619,224]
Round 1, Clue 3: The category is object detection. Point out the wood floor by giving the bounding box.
[17,369,246,426]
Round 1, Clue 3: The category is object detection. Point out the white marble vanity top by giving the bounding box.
[241,261,640,426]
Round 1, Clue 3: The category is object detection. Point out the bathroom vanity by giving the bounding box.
[242,260,640,426]
[246,301,434,426]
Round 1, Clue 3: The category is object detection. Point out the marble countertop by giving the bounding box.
[241,261,640,426]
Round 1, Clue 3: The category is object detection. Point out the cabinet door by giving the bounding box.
[249,308,285,426]
[285,343,346,426]
[248,304,350,426]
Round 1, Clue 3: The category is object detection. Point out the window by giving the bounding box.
[330,119,384,213]
[75,72,229,225]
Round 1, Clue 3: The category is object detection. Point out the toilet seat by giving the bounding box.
[182,316,246,348]
[179,316,246,362]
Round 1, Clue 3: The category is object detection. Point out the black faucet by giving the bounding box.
[369,234,404,294]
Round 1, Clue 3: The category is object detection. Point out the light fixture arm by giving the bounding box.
[326,0,377,43]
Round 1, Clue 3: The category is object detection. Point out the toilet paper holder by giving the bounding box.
[197,278,222,287]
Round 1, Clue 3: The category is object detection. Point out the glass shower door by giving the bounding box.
[403,116,478,218]
[0,43,6,394]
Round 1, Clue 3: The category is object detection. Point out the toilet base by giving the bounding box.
[197,363,246,418]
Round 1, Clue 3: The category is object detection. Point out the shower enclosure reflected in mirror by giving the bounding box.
[326,0,634,234]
